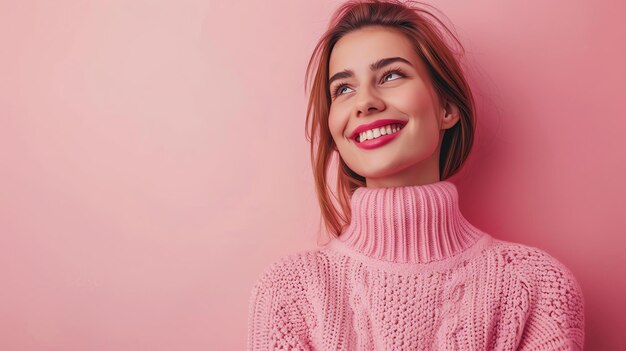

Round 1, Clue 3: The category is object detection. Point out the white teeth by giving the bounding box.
[358,123,403,142]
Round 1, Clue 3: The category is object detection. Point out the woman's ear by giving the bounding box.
[441,100,460,130]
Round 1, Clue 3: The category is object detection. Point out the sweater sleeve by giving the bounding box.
[246,258,313,351]
[517,251,585,351]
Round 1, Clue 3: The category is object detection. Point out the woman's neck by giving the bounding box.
[336,180,486,264]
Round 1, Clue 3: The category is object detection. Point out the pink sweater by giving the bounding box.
[246,180,585,350]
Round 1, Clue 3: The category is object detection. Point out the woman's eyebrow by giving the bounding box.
[328,56,412,86]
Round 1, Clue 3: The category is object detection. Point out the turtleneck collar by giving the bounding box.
[334,180,486,264]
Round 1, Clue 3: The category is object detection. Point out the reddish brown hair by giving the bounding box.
[303,0,476,240]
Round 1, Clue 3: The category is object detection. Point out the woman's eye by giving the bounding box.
[332,70,404,98]
[384,72,402,81]
[338,86,352,95]
[332,85,352,98]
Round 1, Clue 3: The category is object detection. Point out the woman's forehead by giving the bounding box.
[329,27,417,76]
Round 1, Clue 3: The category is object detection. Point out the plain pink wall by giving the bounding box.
[1,0,624,349]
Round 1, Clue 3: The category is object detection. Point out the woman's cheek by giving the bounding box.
[327,112,338,137]
[328,108,348,141]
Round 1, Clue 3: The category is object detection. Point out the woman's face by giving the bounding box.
[328,26,459,188]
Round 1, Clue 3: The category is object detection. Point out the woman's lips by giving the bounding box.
[354,124,404,150]
[349,119,407,140]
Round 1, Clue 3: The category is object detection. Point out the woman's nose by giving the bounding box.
[354,86,385,117]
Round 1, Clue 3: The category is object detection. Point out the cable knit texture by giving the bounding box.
[246,180,585,350]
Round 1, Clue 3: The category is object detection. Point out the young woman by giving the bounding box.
[247,1,585,350]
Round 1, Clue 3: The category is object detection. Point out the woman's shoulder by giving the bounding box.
[486,237,584,299]
[249,246,327,293]
[487,237,579,276]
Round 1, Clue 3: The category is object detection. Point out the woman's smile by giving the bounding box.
[353,122,405,150]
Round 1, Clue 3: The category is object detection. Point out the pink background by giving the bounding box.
[1,0,624,349]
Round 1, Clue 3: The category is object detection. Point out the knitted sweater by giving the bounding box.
[246,180,585,350]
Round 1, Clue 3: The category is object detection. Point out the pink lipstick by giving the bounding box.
[351,119,407,150]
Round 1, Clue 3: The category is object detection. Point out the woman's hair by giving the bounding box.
[304,0,476,239]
